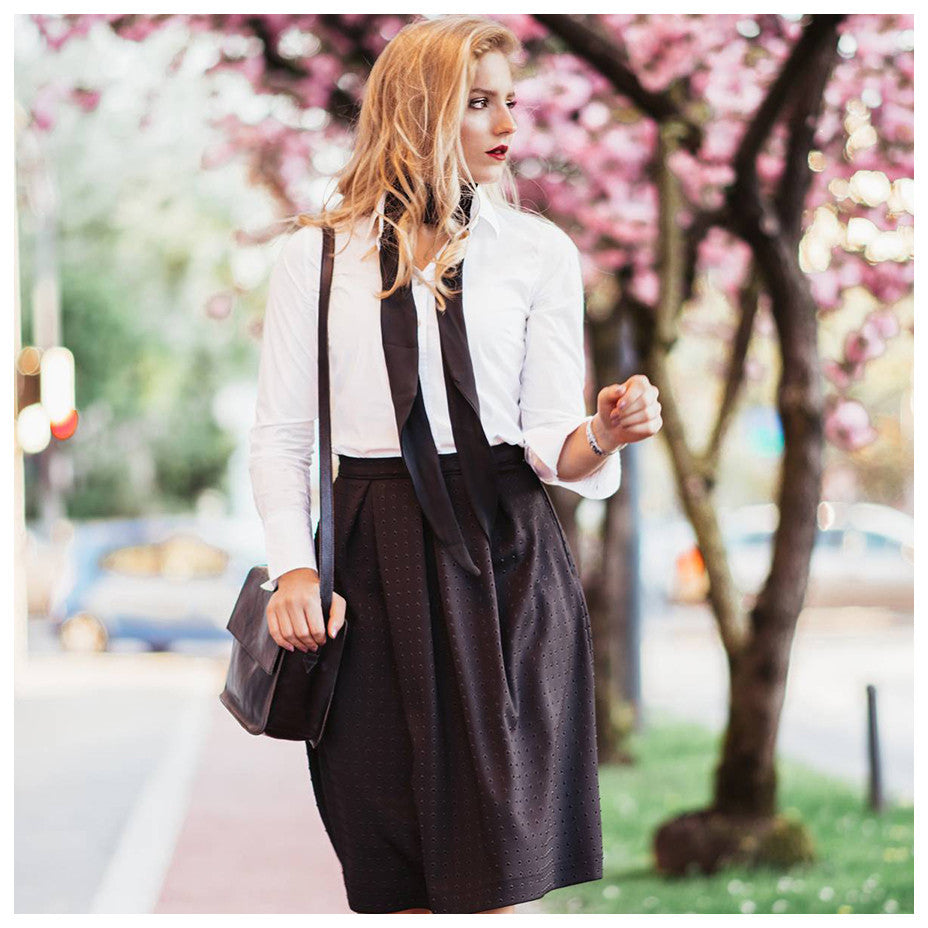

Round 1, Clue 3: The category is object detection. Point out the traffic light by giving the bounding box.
[15,345,78,453]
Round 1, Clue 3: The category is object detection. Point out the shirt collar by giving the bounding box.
[367,183,501,245]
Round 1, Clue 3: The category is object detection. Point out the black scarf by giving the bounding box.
[378,182,498,577]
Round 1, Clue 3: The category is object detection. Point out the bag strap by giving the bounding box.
[317,226,335,627]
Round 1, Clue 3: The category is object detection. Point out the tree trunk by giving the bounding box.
[529,12,845,875]
[713,627,791,816]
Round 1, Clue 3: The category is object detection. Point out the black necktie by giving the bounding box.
[379,185,499,577]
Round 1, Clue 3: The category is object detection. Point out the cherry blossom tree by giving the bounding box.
[24,12,913,875]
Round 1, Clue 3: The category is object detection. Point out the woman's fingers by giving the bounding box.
[304,596,328,648]
[267,585,348,652]
[272,606,299,651]
[615,410,663,436]
[268,595,323,652]
[614,402,661,427]
[327,592,348,639]
[291,596,327,650]
[266,605,290,651]
[287,601,319,652]
[610,390,660,427]
[604,377,663,443]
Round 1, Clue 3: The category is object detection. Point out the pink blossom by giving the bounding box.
[204,291,234,320]
[824,398,878,452]
[29,83,64,131]
[822,360,853,390]
[499,14,550,43]
[201,142,237,170]
[109,16,165,43]
[69,87,101,113]
[809,269,842,311]
[866,308,900,339]
[630,269,660,305]
[844,320,886,364]
[27,11,913,391]
[32,14,96,51]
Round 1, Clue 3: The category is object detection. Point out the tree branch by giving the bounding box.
[733,15,845,189]
[702,270,762,473]
[531,14,702,154]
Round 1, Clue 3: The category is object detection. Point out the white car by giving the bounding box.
[646,502,913,611]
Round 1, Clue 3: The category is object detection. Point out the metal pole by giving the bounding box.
[866,683,884,813]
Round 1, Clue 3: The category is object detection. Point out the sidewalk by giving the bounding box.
[154,695,351,913]
[16,650,542,914]
[154,692,546,914]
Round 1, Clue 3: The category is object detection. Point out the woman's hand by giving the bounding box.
[594,375,662,451]
[266,567,347,653]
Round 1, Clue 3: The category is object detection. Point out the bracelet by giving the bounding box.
[586,415,626,456]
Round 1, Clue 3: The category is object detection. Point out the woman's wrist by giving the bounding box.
[278,566,320,588]
[589,413,627,455]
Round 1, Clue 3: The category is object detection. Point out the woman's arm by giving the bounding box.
[554,410,624,483]
[248,225,321,589]
[519,226,623,499]
[555,376,662,481]
[520,227,661,490]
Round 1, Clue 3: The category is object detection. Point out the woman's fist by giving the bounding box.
[266,567,347,653]
[595,375,662,449]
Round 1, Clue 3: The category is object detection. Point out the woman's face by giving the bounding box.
[460,50,517,185]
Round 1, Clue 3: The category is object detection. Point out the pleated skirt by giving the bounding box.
[306,441,603,913]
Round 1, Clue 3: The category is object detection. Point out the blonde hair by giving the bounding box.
[295,15,523,312]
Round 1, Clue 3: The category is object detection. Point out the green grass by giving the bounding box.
[539,712,914,914]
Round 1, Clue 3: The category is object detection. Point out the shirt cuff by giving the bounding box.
[523,415,623,500]
[260,509,318,590]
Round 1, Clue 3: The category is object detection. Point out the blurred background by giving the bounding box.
[13,13,914,916]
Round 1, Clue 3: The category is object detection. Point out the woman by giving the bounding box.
[249,15,662,915]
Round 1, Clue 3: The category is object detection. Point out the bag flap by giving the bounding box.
[227,565,281,676]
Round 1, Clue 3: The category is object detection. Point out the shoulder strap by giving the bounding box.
[317,226,335,625]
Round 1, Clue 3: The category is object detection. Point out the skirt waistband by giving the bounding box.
[337,441,526,480]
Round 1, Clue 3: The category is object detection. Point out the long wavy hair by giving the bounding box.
[295,15,523,313]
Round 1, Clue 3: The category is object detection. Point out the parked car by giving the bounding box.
[46,515,268,653]
[648,501,913,611]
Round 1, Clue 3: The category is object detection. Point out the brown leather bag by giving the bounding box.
[220,225,345,746]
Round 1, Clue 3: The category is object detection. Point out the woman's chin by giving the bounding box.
[468,165,505,185]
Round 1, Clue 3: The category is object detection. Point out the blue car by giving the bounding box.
[47,515,269,653]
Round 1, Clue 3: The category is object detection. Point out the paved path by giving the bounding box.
[154,697,350,913]
[154,696,544,913]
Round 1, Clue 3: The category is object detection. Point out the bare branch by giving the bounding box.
[702,271,762,471]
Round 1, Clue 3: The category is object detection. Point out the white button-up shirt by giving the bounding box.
[249,183,622,585]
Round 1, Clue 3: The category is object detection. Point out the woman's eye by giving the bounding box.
[468,98,518,109]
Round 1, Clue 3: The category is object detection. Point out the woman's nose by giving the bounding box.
[497,110,516,134]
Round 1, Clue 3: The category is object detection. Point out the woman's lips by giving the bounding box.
[486,146,508,161]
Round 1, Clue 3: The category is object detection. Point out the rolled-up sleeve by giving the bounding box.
[519,228,622,500]
[248,225,321,589]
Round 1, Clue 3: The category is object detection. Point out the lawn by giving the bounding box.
[539,712,914,914]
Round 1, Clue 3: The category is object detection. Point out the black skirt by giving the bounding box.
[306,441,603,913]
